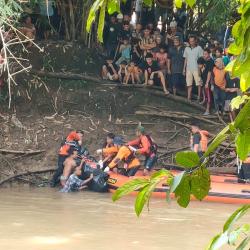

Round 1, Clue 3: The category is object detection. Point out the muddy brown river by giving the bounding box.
[0,188,248,250]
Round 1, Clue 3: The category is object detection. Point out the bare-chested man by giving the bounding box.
[60,148,78,186]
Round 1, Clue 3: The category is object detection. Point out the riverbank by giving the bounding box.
[0,42,236,187]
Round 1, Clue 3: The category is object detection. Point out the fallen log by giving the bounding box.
[0,149,45,155]
[135,110,190,119]
[115,122,156,126]
[137,107,222,126]
[30,70,105,84]
[30,70,205,112]
[0,168,56,186]
[158,146,190,159]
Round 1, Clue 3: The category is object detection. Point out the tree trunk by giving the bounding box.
[68,0,76,40]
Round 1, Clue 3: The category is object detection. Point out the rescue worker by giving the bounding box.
[190,125,209,158]
[104,136,141,176]
[238,154,250,183]
[96,133,116,169]
[50,130,84,187]
[127,126,158,175]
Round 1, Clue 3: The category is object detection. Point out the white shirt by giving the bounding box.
[183,45,204,72]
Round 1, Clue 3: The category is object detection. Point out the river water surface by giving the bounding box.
[0,188,248,250]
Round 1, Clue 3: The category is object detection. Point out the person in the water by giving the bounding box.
[60,162,93,193]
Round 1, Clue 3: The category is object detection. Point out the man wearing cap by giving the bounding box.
[127,126,158,175]
[143,53,169,94]
[166,21,183,46]
[104,136,141,176]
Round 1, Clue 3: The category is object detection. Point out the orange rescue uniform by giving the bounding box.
[109,146,140,169]
[128,135,151,155]
[59,131,80,156]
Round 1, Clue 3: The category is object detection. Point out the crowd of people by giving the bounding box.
[101,11,241,119]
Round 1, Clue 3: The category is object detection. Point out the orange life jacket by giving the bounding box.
[199,130,209,152]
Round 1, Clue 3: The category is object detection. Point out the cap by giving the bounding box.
[117,13,123,19]
[113,136,124,146]
[136,125,145,134]
[170,21,177,28]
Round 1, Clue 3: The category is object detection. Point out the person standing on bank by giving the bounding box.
[190,125,209,158]
[183,35,204,102]
[168,36,185,96]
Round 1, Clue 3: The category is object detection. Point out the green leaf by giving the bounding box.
[204,126,230,157]
[97,0,107,43]
[86,0,104,33]
[228,224,250,246]
[240,71,250,92]
[174,175,191,208]
[112,178,149,201]
[190,168,210,201]
[169,171,185,193]
[236,236,250,250]
[175,151,200,168]
[150,168,171,180]
[223,205,250,232]
[236,129,250,160]
[234,100,250,133]
[107,0,120,14]
[175,0,183,8]
[134,178,160,216]
[225,59,235,72]
[206,232,229,250]
[185,0,196,8]
[143,0,153,7]
[231,95,250,110]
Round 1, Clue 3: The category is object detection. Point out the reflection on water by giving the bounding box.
[0,188,247,250]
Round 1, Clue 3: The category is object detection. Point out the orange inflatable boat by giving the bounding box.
[107,171,250,204]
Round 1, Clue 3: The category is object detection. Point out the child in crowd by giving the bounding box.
[116,38,131,66]
[212,58,226,115]
[118,61,127,83]
[60,161,94,193]
[125,61,140,84]
[197,57,212,115]
[102,57,119,81]
[155,46,168,77]
[215,47,230,66]
[139,27,156,57]
[224,72,240,122]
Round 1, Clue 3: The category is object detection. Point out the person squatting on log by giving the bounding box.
[127,126,158,175]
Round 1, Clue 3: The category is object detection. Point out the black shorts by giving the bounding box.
[153,74,161,86]
[145,154,157,170]
[239,163,250,181]
[171,73,185,89]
